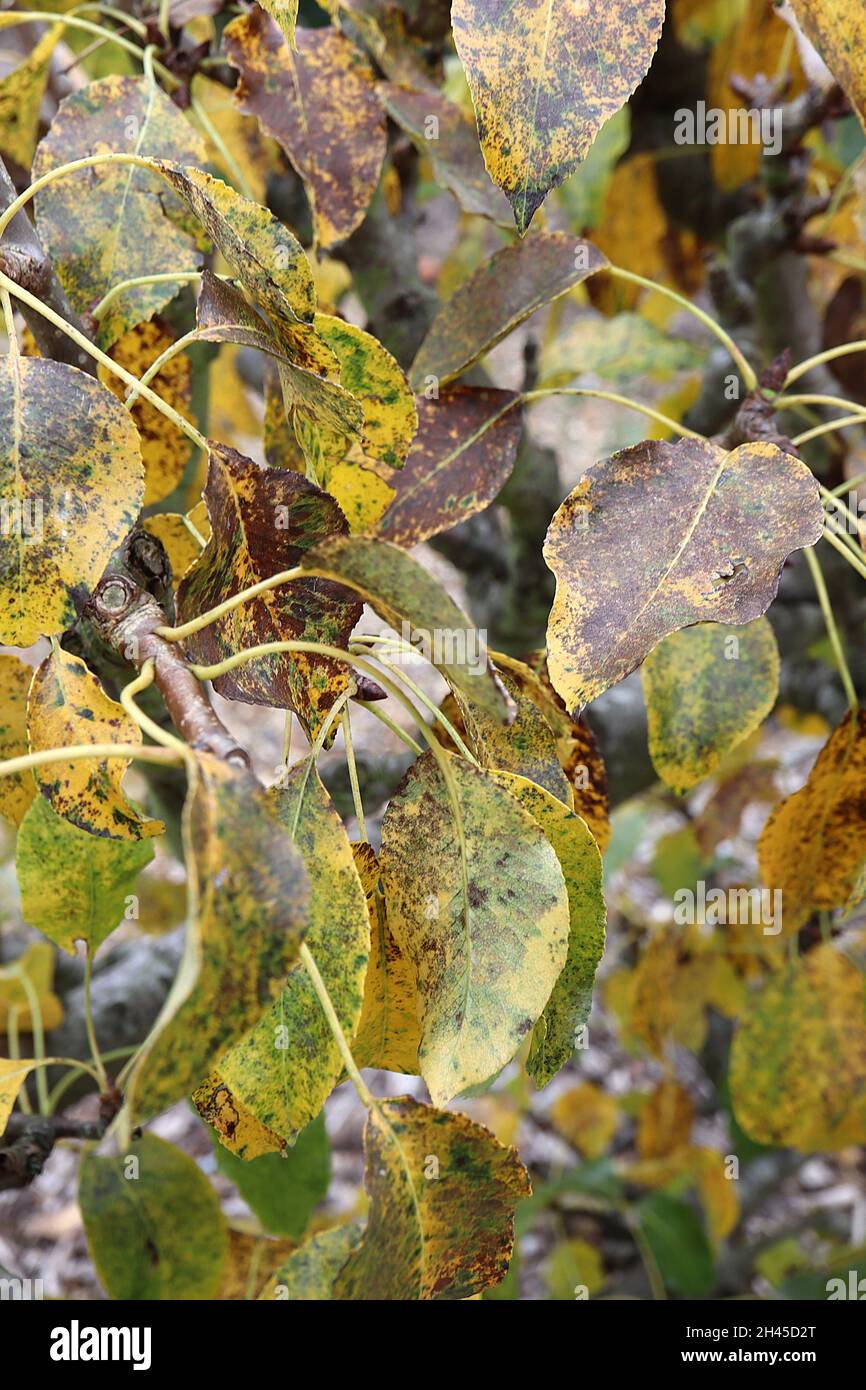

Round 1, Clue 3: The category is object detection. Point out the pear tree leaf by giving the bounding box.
[758,710,866,934]
[211,1111,330,1239]
[451,0,666,233]
[16,796,153,954]
[0,1058,38,1138]
[729,945,866,1150]
[176,443,362,740]
[544,438,823,712]
[378,387,523,547]
[409,233,608,389]
[263,1221,364,1299]
[0,653,35,827]
[352,841,421,1074]
[334,1096,531,1299]
[33,75,206,347]
[789,0,866,130]
[79,1133,228,1299]
[217,759,370,1143]
[379,750,569,1105]
[28,642,162,841]
[0,356,144,646]
[126,754,311,1122]
[490,770,605,1088]
[642,617,780,794]
[0,23,64,170]
[224,8,386,249]
[298,535,514,723]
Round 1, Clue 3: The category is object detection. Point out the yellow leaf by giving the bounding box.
[28,642,162,841]
[352,842,420,1075]
[789,0,865,127]
[551,1081,618,1159]
[192,1073,285,1159]
[637,1079,695,1159]
[730,945,866,1150]
[0,1057,37,1138]
[0,653,35,827]
[0,23,63,169]
[0,942,63,1033]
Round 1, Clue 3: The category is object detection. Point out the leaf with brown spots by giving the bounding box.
[452,668,572,806]
[33,75,205,348]
[758,710,866,934]
[126,754,311,1123]
[193,273,364,445]
[380,84,512,224]
[28,642,162,842]
[499,650,611,849]
[297,535,514,723]
[0,355,144,647]
[789,1,866,127]
[176,445,362,740]
[642,618,780,794]
[334,1096,530,1299]
[379,750,569,1105]
[79,1134,228,1299]
[452,0,666,233]
[544,438,823,713]
[193,1073,286,1159]
[262,1221,364,1299]
[490,771,605,1088]
[730,945,866,1151]
[0,654,35,827]
[216,759,370,1143]
[377,388,523,547]
[98,319,194,508]
[225,8,386,249]
[409,233,608,389]
[352,841,420,1074]
[149,161,316,332]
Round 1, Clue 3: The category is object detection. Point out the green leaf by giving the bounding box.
[452,0,666,233]
[0,356,144,646]
[217,760,369,1141]
[264,1221,364,1299]
[539,311,705,389]
[453,667,573,806]
[79,1133,227,1299]
[126,754,311,1122]
[176,443,361,741]
[224,8,386,249]
[380,85,512,224]
[544,437,823,712]
[489,771,605,1088]
[638,1192,715,1297]
[642,617,780,793]
[212,1112,330,1239]
[27,642,162,841]
[298,535,514,723]
[377,387,523,548]
[16,796,153,955]
[409,233,607,389]
[33,75,205,347]
[334,1096,530,1299]
[380,750,570,1105]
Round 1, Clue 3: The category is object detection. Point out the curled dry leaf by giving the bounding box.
[33,75,205,347]
[544,437,823,713]
[334,1096,531,1300]
[127,754,311,1122]
[28,642,162,841]
[409,233,608,389]
[176,444,362,741]
[0,356,144,646]
[378,387,523,548]
[451,0,666,233]
[225,7,386,249]
[379,750,570,1106]
[758,710,866,933]
[642,617,780,794]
